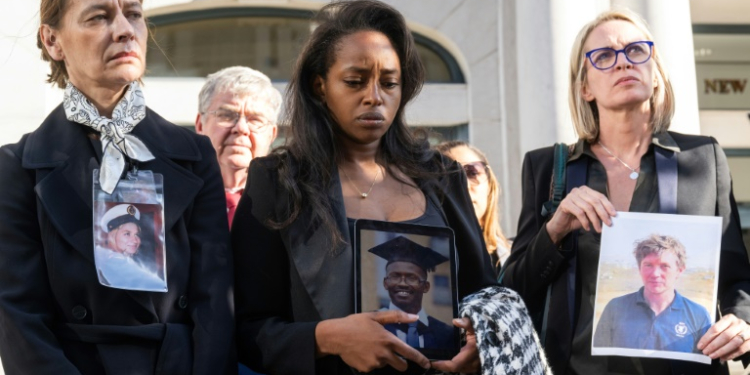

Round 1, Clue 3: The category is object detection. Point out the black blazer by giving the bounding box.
[233,153,497,375]
[501,132,750,375]
[0,106,236,375]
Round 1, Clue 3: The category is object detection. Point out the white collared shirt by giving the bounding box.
[385,303,430,347]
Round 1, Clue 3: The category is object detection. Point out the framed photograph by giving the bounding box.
[353,219,459,360]
[591,212,722,364]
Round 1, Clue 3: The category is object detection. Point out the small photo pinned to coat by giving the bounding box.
[93,202,167,292]
[592,212,722,364]
[354,220,460,360]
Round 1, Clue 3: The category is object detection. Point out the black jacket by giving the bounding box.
[233,152,497,375]
[0,106,236,375]
[502,132,750,375]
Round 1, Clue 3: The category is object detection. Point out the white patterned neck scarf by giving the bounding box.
[64,81,155,194]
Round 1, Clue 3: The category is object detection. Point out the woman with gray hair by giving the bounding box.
[502,8,750,375]
[0,0,235,373]
[195,66,283,227]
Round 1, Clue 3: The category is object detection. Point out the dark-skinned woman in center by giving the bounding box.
[229,1,536,374]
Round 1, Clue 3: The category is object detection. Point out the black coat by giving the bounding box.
[233,153,497,375]
[0,106,236,375]
[501,132,750,375]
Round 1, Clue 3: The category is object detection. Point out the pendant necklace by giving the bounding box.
[340,166,382,199]
[598,142,640,180]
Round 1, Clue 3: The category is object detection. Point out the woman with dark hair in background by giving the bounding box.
[0,0,235,373]
[232,1,499,374]
[437,141,512,272]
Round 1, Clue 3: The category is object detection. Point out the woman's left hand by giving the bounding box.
[432,317,481,373]
[697,313,750,362]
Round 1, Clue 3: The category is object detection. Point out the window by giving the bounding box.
[148,16,310,80]
[147,8,464,83]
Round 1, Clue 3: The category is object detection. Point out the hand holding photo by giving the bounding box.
[354,220,459,360]
[369,236,455,350]
[591,212,722,364]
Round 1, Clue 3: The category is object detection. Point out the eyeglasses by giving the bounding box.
[384,273,426,287]
[585,41,654,70]
[204,109,273,132]
[462,161,489,185]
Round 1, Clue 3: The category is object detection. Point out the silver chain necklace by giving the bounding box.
[598,142,640,180]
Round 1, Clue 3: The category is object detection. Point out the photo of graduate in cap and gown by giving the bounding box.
[369,236,455,350]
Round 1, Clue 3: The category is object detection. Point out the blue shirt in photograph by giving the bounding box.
[593,287,711,353]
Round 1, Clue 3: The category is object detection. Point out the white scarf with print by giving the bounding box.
[64,81,154,194]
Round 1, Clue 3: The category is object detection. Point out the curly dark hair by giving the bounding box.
[271,0,443,248]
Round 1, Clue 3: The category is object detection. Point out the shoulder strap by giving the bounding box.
[498,143,569,284]
[539,155,588,346]
[541,143,569,217]
[654,147,678,214]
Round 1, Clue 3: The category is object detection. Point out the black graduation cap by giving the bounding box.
[368,236,449,272]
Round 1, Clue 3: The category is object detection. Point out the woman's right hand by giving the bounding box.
[315,310,431,372]
[546,186,617,244]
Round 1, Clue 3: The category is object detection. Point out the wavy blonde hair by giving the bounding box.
[569,9,675,142]
[436,141,510,260]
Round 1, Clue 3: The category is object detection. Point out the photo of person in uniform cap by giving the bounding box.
[95,204,166,291]
[593,234,711,353]
[368,236,455,350]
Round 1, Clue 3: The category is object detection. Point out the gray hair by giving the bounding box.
[198,66,282,123]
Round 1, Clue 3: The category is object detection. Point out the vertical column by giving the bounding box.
[612,0,701,134]
[502,0,608,232]
[513,0,558,153]
[497,0,522,235]
[550,0,612,144]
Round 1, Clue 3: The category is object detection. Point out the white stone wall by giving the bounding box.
[0,0,743,373]
[0,0,63,147]
[0,0,708,237]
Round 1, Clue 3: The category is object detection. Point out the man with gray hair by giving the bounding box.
[196,66,282,227]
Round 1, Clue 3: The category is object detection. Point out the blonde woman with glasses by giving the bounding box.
[437,141,511,272]
[501,9,750,375]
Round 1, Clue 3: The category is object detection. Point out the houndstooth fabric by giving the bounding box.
[459,286,552,375]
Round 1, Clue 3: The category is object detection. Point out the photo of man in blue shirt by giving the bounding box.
[593,234,712,353]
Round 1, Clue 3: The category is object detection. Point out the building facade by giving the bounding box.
[0,0,748,252]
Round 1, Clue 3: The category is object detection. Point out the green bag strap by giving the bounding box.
[498,143,568,346]
[498,142,568,283]
[541,143,569,218]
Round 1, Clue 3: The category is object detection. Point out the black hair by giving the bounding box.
[270,0,442,249]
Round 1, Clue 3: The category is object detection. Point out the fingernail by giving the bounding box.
[408,314,419,319]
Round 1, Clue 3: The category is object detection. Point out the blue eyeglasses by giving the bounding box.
[585,40,654,70]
